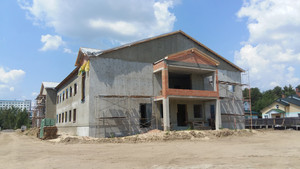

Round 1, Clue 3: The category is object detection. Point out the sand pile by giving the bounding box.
[23,128,40,137]
[50,129,255,144]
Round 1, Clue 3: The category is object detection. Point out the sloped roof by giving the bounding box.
[75,30,244,72]
[276,99,290,106]
[271,95,300,108]
[36,82,59,99]
[282,96,300,107]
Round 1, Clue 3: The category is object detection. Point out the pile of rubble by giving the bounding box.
[49,129,256,144]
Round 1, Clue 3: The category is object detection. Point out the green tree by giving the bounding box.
[283,84,296,96]
[16,109,29,128]
[272,86,282,98]
[0,107,30,129]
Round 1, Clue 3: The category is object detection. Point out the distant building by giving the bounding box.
[32,82,58,127]
[0,100,31,111]
[261,88,300,118]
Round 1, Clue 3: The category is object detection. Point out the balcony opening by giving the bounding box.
[169,72,191,89]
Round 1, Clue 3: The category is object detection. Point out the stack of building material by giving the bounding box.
[42,126,57,139]
[39,118,57,139]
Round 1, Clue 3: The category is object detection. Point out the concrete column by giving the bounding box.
[163,97,170,131]
[215,99,221,130]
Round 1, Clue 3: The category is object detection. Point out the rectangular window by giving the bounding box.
[65,111,67,122]
[194,104,203,118]
[63,91,65,101]
[73,109,76,122]
[66,89,68,99]
[139,103,152,128]
[228,85,235,92]
[56,115,58,123]
[62,112,64,123]
[70,87,72,97]
[69,110,72,122]
[74,83,77,96]
[81,73,86,101]
[60,94,62,103]
[59,114,61,123]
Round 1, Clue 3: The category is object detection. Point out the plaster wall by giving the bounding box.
[98,33,240,72]
[45,88,57,119]
[56,72,90,136]
[88,58,154,137]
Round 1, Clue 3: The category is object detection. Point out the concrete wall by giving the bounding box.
[56,72,90,136]
[97,33,240,72]
[45,88,57,119]
[217,69,244,129]
[88,57,154,137]
[191,73,204,90]
[153,72,162,96]
[218,69,242,98]
[92,97,153,137]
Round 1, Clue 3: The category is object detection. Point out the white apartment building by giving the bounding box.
[0,100,31,111]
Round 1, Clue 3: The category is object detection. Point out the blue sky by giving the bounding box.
[1,0,300,102]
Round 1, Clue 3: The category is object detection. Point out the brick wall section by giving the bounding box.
[153,61,165,72]
[167,51,216,66]
[216,69,220,98]
[166,88,218,97]
[162,62,168,98]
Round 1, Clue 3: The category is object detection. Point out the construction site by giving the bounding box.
[1,128,300,169]
[32,31,246,138]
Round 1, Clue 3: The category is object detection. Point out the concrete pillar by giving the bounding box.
[163,97,170,131]
[215,99,221,130]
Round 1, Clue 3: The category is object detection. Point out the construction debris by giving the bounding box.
[48,129,255,144]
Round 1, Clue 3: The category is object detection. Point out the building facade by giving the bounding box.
[55,31,245,137]
[261,94,300,118]
[0,100,31,110]
[32,82,58,127]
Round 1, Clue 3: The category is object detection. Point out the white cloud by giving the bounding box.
[235,0,300,90]
[0,67,25,84]
[0,67,25,95]
[63,48,73,54]
[18,0,177,46]
[39,34,65,51]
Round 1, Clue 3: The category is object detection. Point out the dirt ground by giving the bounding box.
[1,129,300,169]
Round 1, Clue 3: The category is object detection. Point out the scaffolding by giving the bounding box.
[94,95,156,137]
[216,70,251,129]
[241,70,252,130]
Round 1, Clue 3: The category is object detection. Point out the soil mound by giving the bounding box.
[51,129,255,144]
[23,128,40,137]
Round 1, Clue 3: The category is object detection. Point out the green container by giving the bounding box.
[44,118,55,126]
[39,118,55,139]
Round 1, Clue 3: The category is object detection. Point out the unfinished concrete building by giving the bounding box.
[32,82,58,127]
[55,30,244,137]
